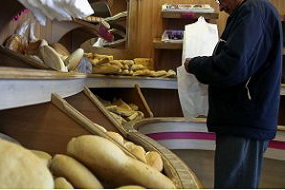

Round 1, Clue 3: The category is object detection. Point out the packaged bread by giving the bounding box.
[50,154,103,189]
[54,177,74,189]
[67,135,175,189]
[0,139,54,189]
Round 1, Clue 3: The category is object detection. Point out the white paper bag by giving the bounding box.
[178,17,218,120]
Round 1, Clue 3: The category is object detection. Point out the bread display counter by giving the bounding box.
[131,117,285,161]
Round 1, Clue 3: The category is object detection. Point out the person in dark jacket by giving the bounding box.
[184,0,283,188]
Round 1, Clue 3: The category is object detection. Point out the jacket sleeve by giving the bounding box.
[188,7,265,87]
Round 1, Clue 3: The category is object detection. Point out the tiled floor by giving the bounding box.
[172,149,285,189]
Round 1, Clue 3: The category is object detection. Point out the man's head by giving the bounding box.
[216,0,244,15]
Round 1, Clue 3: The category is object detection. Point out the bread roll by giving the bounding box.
[124,141,146,163]
[54,177,74,189]
[67,135,175,189]
[50,154,103,189]
[39,45,68,72]
[117,185,145,189]
[0,139,54,188]
[64,48,84,71]
[106,131,125,145]
[145,151,163,172]
[4,34,26,53]
[50,42,70,56]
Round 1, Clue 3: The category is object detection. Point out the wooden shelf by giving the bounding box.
[161,11,219,19]
[283,47,285,55]
[0,67,86,110]
[86,74,178,89]
[153,38,182,50]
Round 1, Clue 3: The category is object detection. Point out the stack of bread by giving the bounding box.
[85,52,176,78]
[0,131,174,189]
[4,34,84,72]
[98,96,145,125]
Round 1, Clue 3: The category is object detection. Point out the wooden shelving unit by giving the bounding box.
[153,38,182,50]
[86,74,177,89]
[161,12,219,19]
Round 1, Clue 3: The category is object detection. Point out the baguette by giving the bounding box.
[67,135,175,189]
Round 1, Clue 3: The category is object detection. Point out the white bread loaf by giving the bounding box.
[67,135,175,189]
[0,139,54,188]
[50,154,103,189]
[64,48,84,71]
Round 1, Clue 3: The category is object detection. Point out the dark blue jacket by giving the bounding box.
[187,0,283,140]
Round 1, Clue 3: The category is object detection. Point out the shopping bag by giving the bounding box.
[178,16,218,120]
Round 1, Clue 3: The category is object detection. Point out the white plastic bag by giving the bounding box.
[18,0,94,26]
[178,16,218,120]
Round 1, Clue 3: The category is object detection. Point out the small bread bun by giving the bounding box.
[54,177,74,189]
[50,42,70,56]
[124,141,146,163]
[106,131,124,146]
[145,151,163,172]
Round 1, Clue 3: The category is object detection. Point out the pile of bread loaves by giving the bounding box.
[4,34,84,72]
[85,53,177,78]
[0,131,175,189]
[98,97,145,125]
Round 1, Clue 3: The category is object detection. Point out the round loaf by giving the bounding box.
[0,139,54,188]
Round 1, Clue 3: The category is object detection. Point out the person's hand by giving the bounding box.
[184,58,191,73]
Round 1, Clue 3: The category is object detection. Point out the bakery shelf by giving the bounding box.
[161,11,219,19]
[0,67,86,110]
[86,74,178,89]
[153,38,182,50]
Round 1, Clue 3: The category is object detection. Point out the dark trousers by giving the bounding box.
[214,134,269,189]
